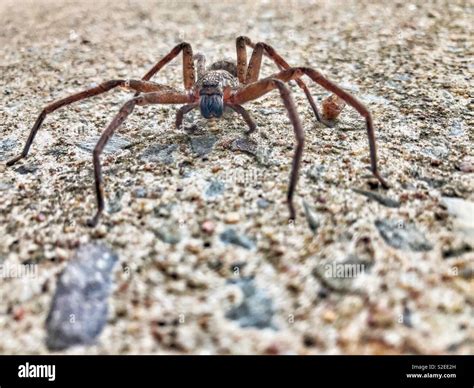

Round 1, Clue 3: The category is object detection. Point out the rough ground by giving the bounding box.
[0,0,472,354]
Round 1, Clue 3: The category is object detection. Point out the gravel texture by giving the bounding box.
[0,0,472,355]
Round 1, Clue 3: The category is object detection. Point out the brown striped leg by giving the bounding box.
[6,80,172,166]
[139,42,196,91]
[300,67,389,189]
[245,43,264,83]
[175,103,198,128]
[237,36,332,127]
[193,53,207,79]
[226,104,257,135]
[88,91,192,227]
[229,79,304,220]
[232,67,389,190]
[236,36,249,84]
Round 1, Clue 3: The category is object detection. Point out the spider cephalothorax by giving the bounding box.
[198,80,225,118]
[6,37,389,227]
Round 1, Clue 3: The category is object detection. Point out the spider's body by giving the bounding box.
[6,37,389,227]
[195,69,238,118]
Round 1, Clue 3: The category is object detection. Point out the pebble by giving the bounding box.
[322,309,337,323]
[140,143,178,164]
[225,278,275,329]
[205,179,225,199]
[0,138,17,161]
[375,219,433,251]
[458,158,473,173]
[201,220,215,234]
[224,212,240,224]
[189,134,217,157]
[231,137,258,157]
[45,243,118,350]
[353,189,400,208]
[449,121,465,137]
[420,145,449,160]
[303,200,320,233]
[153,223,182,245]
[133,187,147,198]
[220,228,255,250]
[0,182,13,191]
[14,164,38,175]
[306,164,326,182]
[442,197,474,243]
[77,135,131,154]
[368,305,394,328]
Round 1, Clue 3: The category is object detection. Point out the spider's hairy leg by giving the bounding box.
[229,79,304,220]
[245,42,265,84]
[6,80,169,166]
[175,103,198,129]
[138,42,196,93]
[226,104,257,135]
[261,66,389,189]
[236,36,333,127]
[236,36,249,83]
[193,53,207,79]
[88,91,192,227]
[299,67,389,189]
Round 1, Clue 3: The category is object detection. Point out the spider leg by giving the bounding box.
[6,80,173,166]
[193,53,207,79]
[236,36,333,127]
[138,42,196,92]
[88,91,192,227]
[236,36,248,83]
[226,104,257,135]
[233,67,389,190]
[300,67,389,189]
[175,103,198,129]
[229,79,304,220]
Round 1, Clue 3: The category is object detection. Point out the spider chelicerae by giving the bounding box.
[6,36,389,226]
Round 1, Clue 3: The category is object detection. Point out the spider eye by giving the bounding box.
[200,94,224,119]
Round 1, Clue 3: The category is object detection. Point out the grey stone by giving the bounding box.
[133,187,147,198]
[220,228,255,250]
[0,182,13,191]
[307,164,326,182]
[140,143,178,164]
[14,164,38,175]
[0,138,16,161]
[189,134,217,157]
[353,189,400,208]
[205,179,224,199]
[231,137,258,157]
[45,244,118,350]
[449,121,465,137]
[303,200,320,233]
[225,277,275,329]
[420,145,449,160]
[256,198,270,209]
[375,219,433,251]
[77,135,131,154]
[153,223,181,245]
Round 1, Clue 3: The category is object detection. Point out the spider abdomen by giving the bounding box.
[195,70,239,90]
